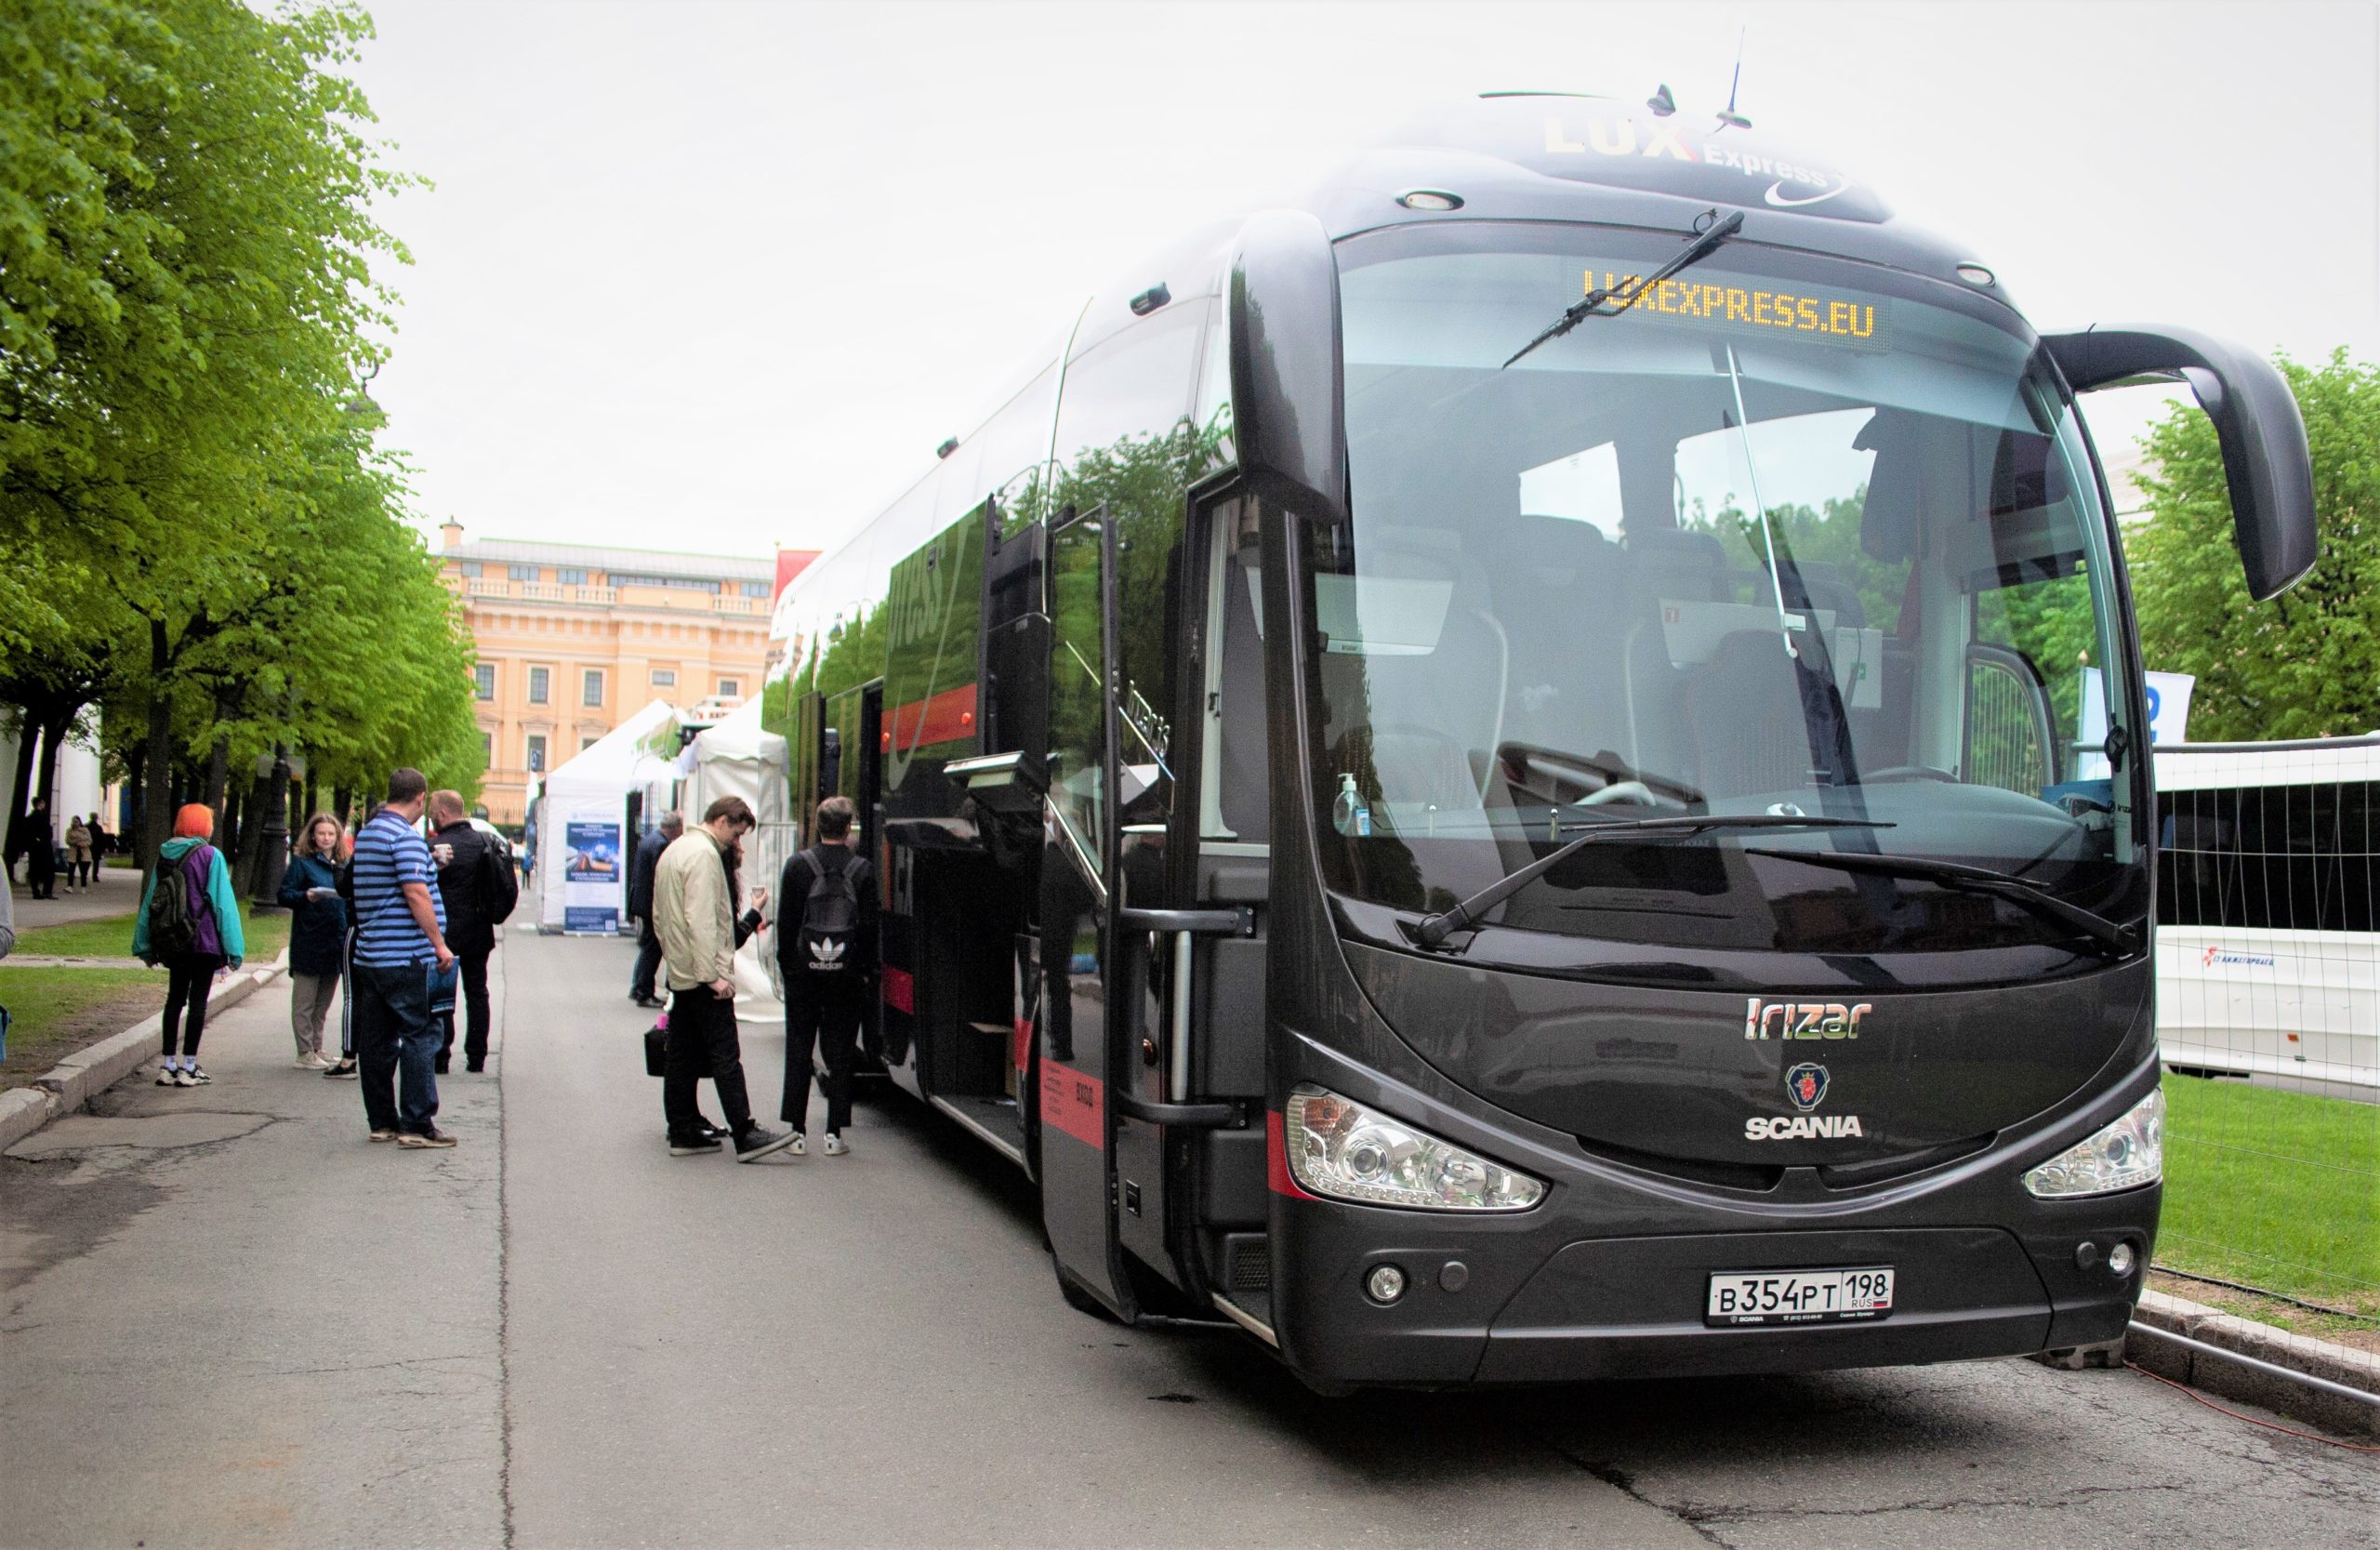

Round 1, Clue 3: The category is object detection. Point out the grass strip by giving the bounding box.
[12,900,292,965]
[2159,1072,2380,1319]
[0,968,165,1088]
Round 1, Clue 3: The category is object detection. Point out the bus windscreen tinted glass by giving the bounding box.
[1316,224,2148,960]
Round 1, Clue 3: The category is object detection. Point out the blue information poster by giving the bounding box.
[562,815,623,934]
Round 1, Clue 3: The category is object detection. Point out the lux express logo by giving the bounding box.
[1540,114,1857,208]
[2202,947,2278,969]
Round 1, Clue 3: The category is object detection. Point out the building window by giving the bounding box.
[582,669,603,707]
[528,666,549,704]
[459,561,483,578]
[718,678,739,698]
[741,580,773,599]
[651,669,677,687]
[525,733,548,773]
[509,563,541,582]
[582,735,601,752]
[614,573,718,590]
[558,568,588,585]
[480,731,493,768]
[473,663,495,700]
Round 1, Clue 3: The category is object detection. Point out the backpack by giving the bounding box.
[476,837,520,924]
[146,848,212,958]
[791,847,860,976]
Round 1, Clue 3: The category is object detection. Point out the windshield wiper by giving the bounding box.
[1413,812,1891,950]
[1739,847,2139,958]
[1501,206,1747,370]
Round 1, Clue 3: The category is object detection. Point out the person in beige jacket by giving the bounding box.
[654,795,795,1161]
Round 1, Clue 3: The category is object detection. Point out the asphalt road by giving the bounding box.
[3,930,2373,1549]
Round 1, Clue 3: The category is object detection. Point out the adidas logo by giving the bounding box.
[809,938,846,968]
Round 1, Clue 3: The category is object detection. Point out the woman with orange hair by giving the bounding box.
[131,804,247,1087]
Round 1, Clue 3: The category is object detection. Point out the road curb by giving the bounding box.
[0,960,285,1155]
[2127,1287,2380,1439]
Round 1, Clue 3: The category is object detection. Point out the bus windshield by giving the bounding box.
[1312,221,2147,962]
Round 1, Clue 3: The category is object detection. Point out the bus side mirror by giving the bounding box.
[2043,325,2317,602]
[1228,210,1346,524]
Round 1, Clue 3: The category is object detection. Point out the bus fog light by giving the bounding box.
[1285,1085,1545,1212]
[1366,1264,1408,1304]
[2108,1241,2136,1278]
[2023,1090,2163,1199]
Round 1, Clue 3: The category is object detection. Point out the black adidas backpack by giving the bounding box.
[145,848,208,958]
[792,847,859,976]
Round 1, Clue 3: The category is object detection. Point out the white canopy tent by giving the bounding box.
[675,696,794,1013]
[534,698,680,934]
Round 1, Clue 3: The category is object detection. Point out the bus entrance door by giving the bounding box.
[1037,506,1134,1317]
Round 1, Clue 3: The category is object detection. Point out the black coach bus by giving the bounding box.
[768,93,2316,1389]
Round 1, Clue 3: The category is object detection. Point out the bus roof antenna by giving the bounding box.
[1716,28,1752,129]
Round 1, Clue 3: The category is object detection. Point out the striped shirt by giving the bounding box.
[351,807,446,967]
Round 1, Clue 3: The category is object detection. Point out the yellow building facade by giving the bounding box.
[438,523,777,830]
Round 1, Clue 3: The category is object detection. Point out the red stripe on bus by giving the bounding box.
[889,682,978,750]
[1040,1059,1104,1148]
[1268,1111,1321,1200]
[880,965,914,1014]
[1013,1016,1032,1071]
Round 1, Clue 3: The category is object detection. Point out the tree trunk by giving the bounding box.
[235,771,269,894]
[124,741,147,855]
[202,733,230,842]
[141,620,175,872]
[334,784,353,834]
[34,713,71,827]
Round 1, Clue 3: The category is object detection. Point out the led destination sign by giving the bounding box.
[1583,265,1891,351]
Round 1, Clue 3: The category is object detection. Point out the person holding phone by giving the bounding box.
[348,769,457,1148]
[279,814,350,1068]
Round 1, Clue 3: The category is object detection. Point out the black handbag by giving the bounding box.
[642,1021,668,1078]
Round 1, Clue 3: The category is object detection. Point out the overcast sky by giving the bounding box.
[347,0,2379,563]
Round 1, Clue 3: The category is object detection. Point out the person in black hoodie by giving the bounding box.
[277,815,351,1068]
[776,795,877,1157]
[428,790,503,1074]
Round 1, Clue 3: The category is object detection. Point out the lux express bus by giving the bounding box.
[768,93,2316,1390]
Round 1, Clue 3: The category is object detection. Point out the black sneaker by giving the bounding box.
[668,1133,724,1157]
[698,1119,731,1140]
[734,1125,798,1162]
[324,1059,359,1080]
[397,1128,458,1149]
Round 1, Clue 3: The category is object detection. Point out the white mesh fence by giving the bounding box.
[2151,738,2378,1354]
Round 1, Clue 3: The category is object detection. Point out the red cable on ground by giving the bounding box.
[2126,1361,2380,1453]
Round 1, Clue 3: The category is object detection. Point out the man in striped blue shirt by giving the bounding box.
[350,768,458,1148]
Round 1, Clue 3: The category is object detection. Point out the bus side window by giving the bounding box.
[1204,500,1270,845]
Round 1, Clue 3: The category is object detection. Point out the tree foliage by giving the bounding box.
[0,0,479,863]
[2126,349,2380,741]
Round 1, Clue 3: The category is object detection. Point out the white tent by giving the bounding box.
[675,697,794,1013]
[535,698,680,934]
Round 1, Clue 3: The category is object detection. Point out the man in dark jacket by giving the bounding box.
[627,812,680,1009]
[429,790,504,1074]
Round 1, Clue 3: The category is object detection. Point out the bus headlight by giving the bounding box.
[2023,1089,2163,1199]
[1284,1085,1545,1212]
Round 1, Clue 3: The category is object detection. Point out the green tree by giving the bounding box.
[2126,349,2379,741]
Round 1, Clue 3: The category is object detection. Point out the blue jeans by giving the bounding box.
[353,961,442,1135]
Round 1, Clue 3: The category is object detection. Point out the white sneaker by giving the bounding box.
[172,1067,197,1087]
[822,1133,848,1157]
[155,1066,178,1086]
[296,1053,324,1069]
[788,1133,806,1157]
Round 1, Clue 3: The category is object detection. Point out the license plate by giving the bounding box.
[1705,1265,1895,1327]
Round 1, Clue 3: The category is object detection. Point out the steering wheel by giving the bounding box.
[1582,779,1664,807]
[1862,765,1960,784]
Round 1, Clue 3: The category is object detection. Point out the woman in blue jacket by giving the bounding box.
[132,804,247,1088]
[278,814,350,1069]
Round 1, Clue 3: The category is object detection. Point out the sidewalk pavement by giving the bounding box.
[0,952,505,1549]
[8,864,145,929]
